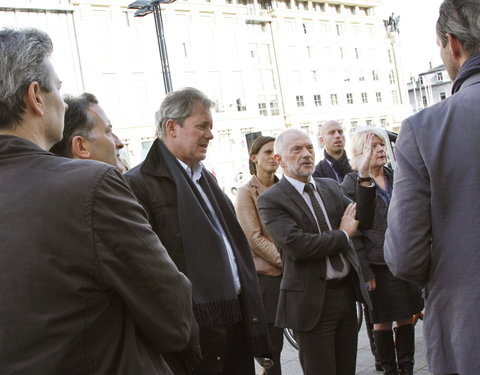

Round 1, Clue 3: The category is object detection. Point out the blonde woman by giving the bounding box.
[341,130,423,375]
[235,136,283,375]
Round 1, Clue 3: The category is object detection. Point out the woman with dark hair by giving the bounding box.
[342,130,423,375]
[235,136,283,375]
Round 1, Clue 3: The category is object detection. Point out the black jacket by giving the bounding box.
[125,139,271,373]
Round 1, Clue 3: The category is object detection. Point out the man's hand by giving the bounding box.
[339,203,359,237]
[357,132,376,179]
[366,278,376,291]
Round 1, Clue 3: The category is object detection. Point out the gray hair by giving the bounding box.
[274,128,309,157]
[155,87,214,138]
[349,129,385,170]
[436,0,480,56]
[0,28,54,129]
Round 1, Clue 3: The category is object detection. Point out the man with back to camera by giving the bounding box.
[0,27,194,375]
[257,128,376,375]
[313,120,353,183]
[50,92,126,170]
[125,87,271,375]
[384,1,480,374]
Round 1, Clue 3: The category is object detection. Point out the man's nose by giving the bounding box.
[113,133,124,150]
[205,127,214,140]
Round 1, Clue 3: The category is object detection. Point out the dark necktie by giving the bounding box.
[304,182,344,272]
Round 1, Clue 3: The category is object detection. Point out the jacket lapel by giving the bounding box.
[278,177,318,232]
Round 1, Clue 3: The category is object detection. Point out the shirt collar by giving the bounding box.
[284,174,316,195]
[177,158,203,181]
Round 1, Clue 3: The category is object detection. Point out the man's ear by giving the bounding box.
[274,154,282,166]
[165,119,177,138]
[24,81,44,116]
[70,135,92,160]
[318,136,325,148]
[447,33,468,64]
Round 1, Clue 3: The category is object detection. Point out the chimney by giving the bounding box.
[429,60,433,70]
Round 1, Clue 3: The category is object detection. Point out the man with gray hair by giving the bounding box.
[385,1,480,374]
[313,120,352,183]
[0,28,193,374]
[50,92,125,170]
[258,128,375,375]
[125,87,271,375]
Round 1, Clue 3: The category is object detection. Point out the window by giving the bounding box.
[358,70,365,81]
[366,119,373,126]
[361,92,368,103]
[334,4,341,13]
[440,92,447,100]
[296,95,305,107]
[312,70,318,82]
[360,7,369,16]
[236,98,246,111]
[339,47,346,59]
[343,70,350,82]
[387,49,393,63]
[270,98,280,115]
[393,90,400,105]
[336,24,344,36]
[380,118,389,128]
[372,70,379,81]
[354,48,361,59]
[306,46,313,59]
[419,76,424,85]
[350,120,358,132]
[330,94,338,105]
[389,70,396,84]
[376,92,382,103]
[313,2,325,12]
[346,93,353,104]
[314,94,322,106]
[258,102,268,116]
[346,5,356,14]
[437,72,443,81]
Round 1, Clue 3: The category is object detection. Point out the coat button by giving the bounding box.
[252,317,259,323]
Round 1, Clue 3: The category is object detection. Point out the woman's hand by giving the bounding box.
[357,132,375,178]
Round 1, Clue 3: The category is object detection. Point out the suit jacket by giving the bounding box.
[384,72,480,375]
[258,176,374,331]
[0,136,193,375]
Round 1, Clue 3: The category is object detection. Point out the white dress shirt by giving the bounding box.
[284,175,351,279]
[178,159,241,294]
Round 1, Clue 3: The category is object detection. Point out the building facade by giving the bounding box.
[0,0,412,190]
[407,64,452,113]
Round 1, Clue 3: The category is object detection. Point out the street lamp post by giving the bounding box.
[128,0,176,94]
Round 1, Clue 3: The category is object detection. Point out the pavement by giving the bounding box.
[256,319,432,374]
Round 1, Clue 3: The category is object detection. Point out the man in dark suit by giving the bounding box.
[313,120,352,182]
[258,129,375,375]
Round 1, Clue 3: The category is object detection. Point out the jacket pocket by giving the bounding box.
[280,278,304,291]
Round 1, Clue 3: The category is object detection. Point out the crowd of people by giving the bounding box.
[1,1,479,374]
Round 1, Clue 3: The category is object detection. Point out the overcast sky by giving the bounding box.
[377,0,444,77]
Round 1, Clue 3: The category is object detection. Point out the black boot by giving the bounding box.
[373,330,398,374]
[364,305,382,371]
[394,325,414,375]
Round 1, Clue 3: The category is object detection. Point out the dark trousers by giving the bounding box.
[294,283,358,375]
[261,323,283,375]
[193,320,255,375]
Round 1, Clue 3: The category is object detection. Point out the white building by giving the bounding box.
[0,0,412,187]
[407,64,452,113]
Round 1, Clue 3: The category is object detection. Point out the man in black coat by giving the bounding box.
[313,120,352,182]
[126,87,271,375]
[0,28,193,375]
[258,129,375,375]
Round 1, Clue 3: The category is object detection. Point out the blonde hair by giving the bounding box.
[349,129,385,170]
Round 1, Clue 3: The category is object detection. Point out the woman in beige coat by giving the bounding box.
[235,136,283,375]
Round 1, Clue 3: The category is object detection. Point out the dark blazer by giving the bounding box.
[0,136,193,375]
[258,176,374,331]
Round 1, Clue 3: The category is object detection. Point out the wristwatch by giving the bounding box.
[357,176,374,184]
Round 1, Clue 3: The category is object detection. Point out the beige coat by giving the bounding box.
[235,175,282,277]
